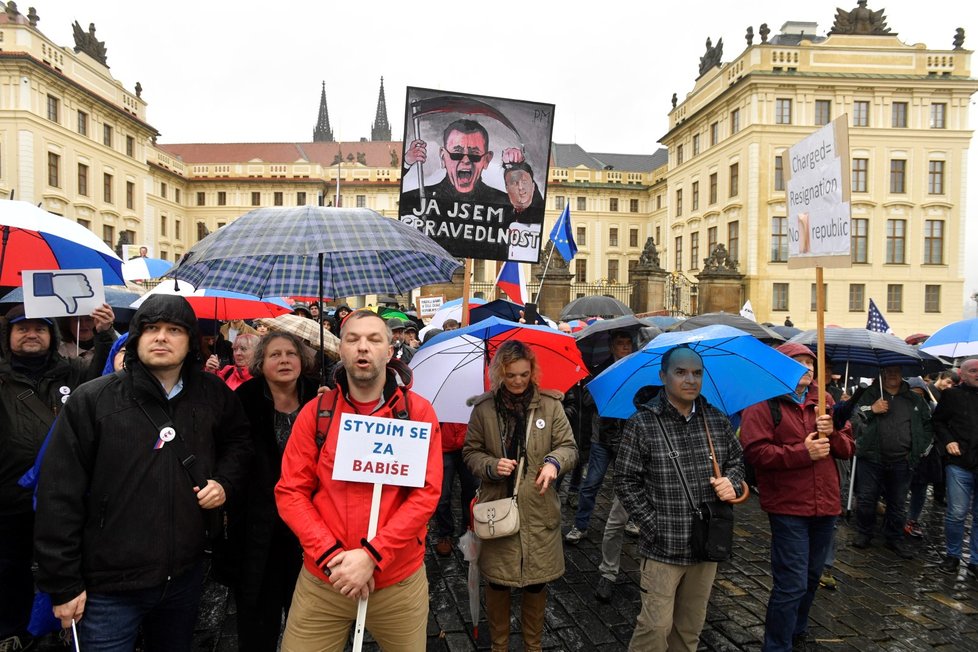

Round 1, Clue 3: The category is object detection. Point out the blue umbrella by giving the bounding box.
[122,256,173,281]
[167,206,461,299]
[920,318,978,359]
[588,325,809,419]
[470,299,547,325]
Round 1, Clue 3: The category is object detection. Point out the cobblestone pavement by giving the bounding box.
[37,479,978,651]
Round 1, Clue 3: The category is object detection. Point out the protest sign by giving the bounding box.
[786,115,852,269]
[416,295,444,320]
[332,413,432,488]
[398,87,555,264]
[23,268,106,318]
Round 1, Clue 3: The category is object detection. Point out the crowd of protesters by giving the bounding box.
[1,297,975,652]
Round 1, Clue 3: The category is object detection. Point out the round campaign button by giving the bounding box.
[61,395,70,404]
[59,386,71,396]
[536,418,546,429]
[159,427,176,442]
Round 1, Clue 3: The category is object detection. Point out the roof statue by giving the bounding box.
[746,26,754,46]
[313,82,334,142]
[702,243,739,273]
[671,93,677,109]
[829,1,894,36]
[637,237,663,271]
[72,21,109,66]
[953,28,965,50]
[27,6,38,27]
[371,77,392,141]
[759,23,770,43]
[698,37,723,77]
[135,81,142,98]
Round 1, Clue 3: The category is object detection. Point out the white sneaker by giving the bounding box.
[625,521,640,537]
[564,526,584,544]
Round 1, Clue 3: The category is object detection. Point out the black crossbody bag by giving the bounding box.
[654,413,734,562]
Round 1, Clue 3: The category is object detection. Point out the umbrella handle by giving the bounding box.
[726,481,751,505]
[703,415,750,504]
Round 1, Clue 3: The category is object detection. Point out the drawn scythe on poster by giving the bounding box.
[409,95,523,201]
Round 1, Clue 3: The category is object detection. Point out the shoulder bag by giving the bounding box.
[472,407,534,539]
[655,413,734,562]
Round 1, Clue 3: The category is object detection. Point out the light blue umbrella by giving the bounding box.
[587,324,809,418]
[121,256,173,280]
[920,318,978,359]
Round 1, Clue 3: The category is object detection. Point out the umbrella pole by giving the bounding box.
[352,482,383,652]
[318,253,327,386]
[816,266,827,429]
[461,258,473,327]
[414,114,426,203]
[0,225,9,281]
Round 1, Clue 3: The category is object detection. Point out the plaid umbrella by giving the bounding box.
[255,313,340,361]
[167,206,461,299]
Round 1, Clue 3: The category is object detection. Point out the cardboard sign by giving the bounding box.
[23,268,106,318]
[416,295,444,320]
[332,413,432,488]
[785,115,852,269]
[397,87,555,264]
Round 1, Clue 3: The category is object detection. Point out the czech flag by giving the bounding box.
[495,261,527,306]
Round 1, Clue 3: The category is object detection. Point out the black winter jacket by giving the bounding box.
[227,375,319,607]
[0,325,112,516]
[933,384,978,472]
[34,360,252,604]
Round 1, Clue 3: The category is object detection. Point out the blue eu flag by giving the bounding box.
[549,205,577,262]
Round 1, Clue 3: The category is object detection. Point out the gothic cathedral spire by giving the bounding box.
[313,81,334,142]
[371,77,391,141]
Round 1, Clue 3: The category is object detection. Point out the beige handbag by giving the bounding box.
[473,410,534,539]
[473,456,524,539]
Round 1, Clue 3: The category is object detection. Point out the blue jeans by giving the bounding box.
[433,450,480,538]
[854,459,912,543]
[574,440,612,531]
[944,464,978,561]
[77,561,206,652]
[763,514,837,652]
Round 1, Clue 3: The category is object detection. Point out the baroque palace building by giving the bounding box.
[0,2,974,334]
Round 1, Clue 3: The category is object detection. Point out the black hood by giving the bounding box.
[124,294,201,369]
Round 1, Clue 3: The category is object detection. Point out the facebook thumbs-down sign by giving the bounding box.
[23,269,106,317]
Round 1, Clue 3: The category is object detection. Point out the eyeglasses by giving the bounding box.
[446,151,485,163]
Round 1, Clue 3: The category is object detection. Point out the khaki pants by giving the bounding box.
[281,565,428,652]
[628,557,717,652]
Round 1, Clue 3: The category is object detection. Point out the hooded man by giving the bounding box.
[0,303,114,651]
[34,295,252,651]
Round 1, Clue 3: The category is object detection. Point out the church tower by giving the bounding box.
[313,81,334,142]
[370,77,391,141]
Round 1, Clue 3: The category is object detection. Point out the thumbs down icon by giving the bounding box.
[33,272,94,313]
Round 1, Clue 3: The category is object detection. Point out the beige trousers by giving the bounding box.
[628,557,717,652]
[281,565,428,652]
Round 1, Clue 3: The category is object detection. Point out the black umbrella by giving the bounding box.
[560,295,633,321]
[788,328,922,371]
[669,312,784,343]
[470,299,547,326]
[574,315,658,371]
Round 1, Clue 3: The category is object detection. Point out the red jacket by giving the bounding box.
[740,388,854,517]
[441,422,468,453]
[275,364,442,589]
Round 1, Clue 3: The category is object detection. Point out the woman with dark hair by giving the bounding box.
[229,332,319,651]
[463,341,577,652]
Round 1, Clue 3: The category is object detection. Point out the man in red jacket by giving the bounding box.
[740,343,854,652]
[275,310,442,650]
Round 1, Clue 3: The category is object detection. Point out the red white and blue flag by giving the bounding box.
[495,261,528,306]
[866,298,893,334]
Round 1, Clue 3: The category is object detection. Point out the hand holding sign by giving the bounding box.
[32,272,94,313]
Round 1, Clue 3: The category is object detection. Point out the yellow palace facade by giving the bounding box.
[1,3,974,334]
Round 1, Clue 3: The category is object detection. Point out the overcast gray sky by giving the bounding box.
[32,0,978,312]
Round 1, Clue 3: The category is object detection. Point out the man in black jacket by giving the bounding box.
[0,303,114,652]
[34,295,252,651]
[933,358,978,576]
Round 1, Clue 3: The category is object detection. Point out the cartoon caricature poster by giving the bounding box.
[398,87,555,264]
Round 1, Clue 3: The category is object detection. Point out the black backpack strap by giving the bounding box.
[767,398,782,428]
[135,396,207,489]
[0,376,58,428]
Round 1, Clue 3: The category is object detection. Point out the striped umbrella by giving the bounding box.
[131,279,292,320]
[0,200,124,285]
